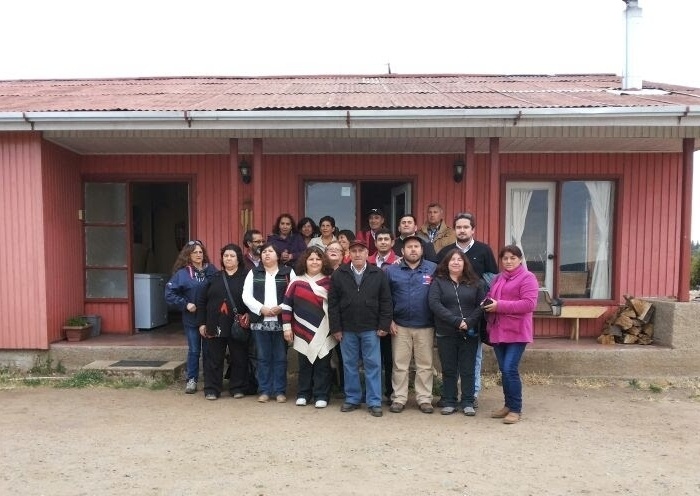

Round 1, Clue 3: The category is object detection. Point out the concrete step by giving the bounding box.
[82,359,185,381]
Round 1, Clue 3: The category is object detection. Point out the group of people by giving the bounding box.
[164,204,539,424]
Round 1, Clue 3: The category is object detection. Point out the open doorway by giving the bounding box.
[304,180,412,235]
[131,182,189,330]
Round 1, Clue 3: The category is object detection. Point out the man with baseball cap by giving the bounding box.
[356,208,386,256]
[329,239,393,417]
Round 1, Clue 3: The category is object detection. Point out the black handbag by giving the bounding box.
[222,274,249,343]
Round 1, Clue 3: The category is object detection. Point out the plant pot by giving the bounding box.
[63,325,93,342]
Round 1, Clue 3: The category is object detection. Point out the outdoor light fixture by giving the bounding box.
[453,158,465,183]
[239,159,251,184]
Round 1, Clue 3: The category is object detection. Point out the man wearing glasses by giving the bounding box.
[242,229,265,270]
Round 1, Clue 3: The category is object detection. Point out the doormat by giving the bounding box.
[110,360,168,368]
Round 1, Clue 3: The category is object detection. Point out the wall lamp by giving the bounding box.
[239,159,252,184]
[453,158,465,183]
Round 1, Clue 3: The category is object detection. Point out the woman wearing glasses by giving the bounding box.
[166,240,218,394]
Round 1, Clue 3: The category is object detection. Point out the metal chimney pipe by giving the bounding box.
[622,0,643,90]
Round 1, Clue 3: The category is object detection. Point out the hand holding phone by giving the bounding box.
[481,298,494,308]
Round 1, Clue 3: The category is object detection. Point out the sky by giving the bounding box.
[2,0,699,238]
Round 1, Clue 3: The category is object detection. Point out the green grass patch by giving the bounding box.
[56,370,106,388]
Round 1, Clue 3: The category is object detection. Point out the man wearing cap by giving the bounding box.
[329,239,393,417]
[384,235,437,414]
[392,214,438,263]
[418,202,456,253]
[356,208,386,256]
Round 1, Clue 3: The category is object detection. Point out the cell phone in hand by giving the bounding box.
[481,298,494,307]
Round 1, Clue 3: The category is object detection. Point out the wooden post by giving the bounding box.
[487,137,501,250]
[228,138,239,242]
[678,138,694,302]
[252,138,263,232]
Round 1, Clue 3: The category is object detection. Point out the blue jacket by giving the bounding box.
[165,264,218,327]
[384,258,437,328]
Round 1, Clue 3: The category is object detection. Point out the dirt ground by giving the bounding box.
[1,380,699,496]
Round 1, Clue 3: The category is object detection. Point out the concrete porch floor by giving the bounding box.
[47,323,684,379]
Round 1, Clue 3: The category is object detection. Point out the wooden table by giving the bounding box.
[534,306,608,341]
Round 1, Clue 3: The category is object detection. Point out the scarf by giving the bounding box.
[288,273,337,363]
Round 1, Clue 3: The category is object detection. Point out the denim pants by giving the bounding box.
[297,351,332,402]
[185,325,202,381]
[437,334,478,408]
[474,341,483,397]
[340,330,382,408]
[493,342,527,413]
[253,330,287,396]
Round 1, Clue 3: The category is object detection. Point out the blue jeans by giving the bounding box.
[474,341,482,397]
[253,330,287,396]
[185,325,201,381]
[492,342,527,413]
[340,330,382,408]
[437,335,478,408]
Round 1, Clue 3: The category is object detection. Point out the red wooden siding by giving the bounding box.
[42,140,84,345]
[0,133,49,348]
[250,154,472,237]
[499,152,684,337]
[17,148,680,341]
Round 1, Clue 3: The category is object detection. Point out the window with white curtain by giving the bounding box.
[559,181,614,299]
[506,180,614,300]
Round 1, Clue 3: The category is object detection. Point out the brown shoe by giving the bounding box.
[503,412,521,424]
[389,402,405,413]
[257,394,270,403]
[419,403,434,414]
[491,406,510,418]
[276,394,287,403]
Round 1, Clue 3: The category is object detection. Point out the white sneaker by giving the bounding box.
[295,398,307,406]
[315,400,328,409]
[185,379,197,394]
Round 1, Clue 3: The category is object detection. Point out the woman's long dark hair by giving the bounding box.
[435,248,479,285]
[271,213,297,236]
[171,240,211,274]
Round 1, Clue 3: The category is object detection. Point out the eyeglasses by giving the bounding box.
[326,248,342,253]
[187,240,203,246]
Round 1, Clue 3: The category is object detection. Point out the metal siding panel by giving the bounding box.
[0,133,47,348]
[42,140,84,344]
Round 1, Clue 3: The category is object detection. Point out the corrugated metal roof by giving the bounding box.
[1,74,699,112]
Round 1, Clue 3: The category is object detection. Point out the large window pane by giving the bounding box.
[559,181,613,299]
[86,269,128,298]
[85,226,127,267]
[305,182,356,232]
[85,183,126,223]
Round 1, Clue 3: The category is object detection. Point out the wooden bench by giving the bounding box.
[534,306,608,341]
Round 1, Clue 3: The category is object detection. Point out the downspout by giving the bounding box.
[487,138,501,250]
[622,0,643,90]
[229,138,239,242]
[678,138,694,301]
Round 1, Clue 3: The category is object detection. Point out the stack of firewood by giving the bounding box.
[597,295,654,345]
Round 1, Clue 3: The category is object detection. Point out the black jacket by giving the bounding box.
[329,263,393,333]
[428,276,486,337]
[196,269,249,337]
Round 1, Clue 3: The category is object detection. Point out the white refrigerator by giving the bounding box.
[134,273,168,329]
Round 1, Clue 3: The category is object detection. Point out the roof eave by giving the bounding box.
[2,107,700,131]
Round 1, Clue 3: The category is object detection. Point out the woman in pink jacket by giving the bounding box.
[482,245,538,424]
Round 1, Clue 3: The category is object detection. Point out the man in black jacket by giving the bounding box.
[329,240,393,417]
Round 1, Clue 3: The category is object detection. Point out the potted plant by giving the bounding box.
[63,316,93,342]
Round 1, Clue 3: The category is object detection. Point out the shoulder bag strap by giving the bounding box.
[221,274,239,315]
